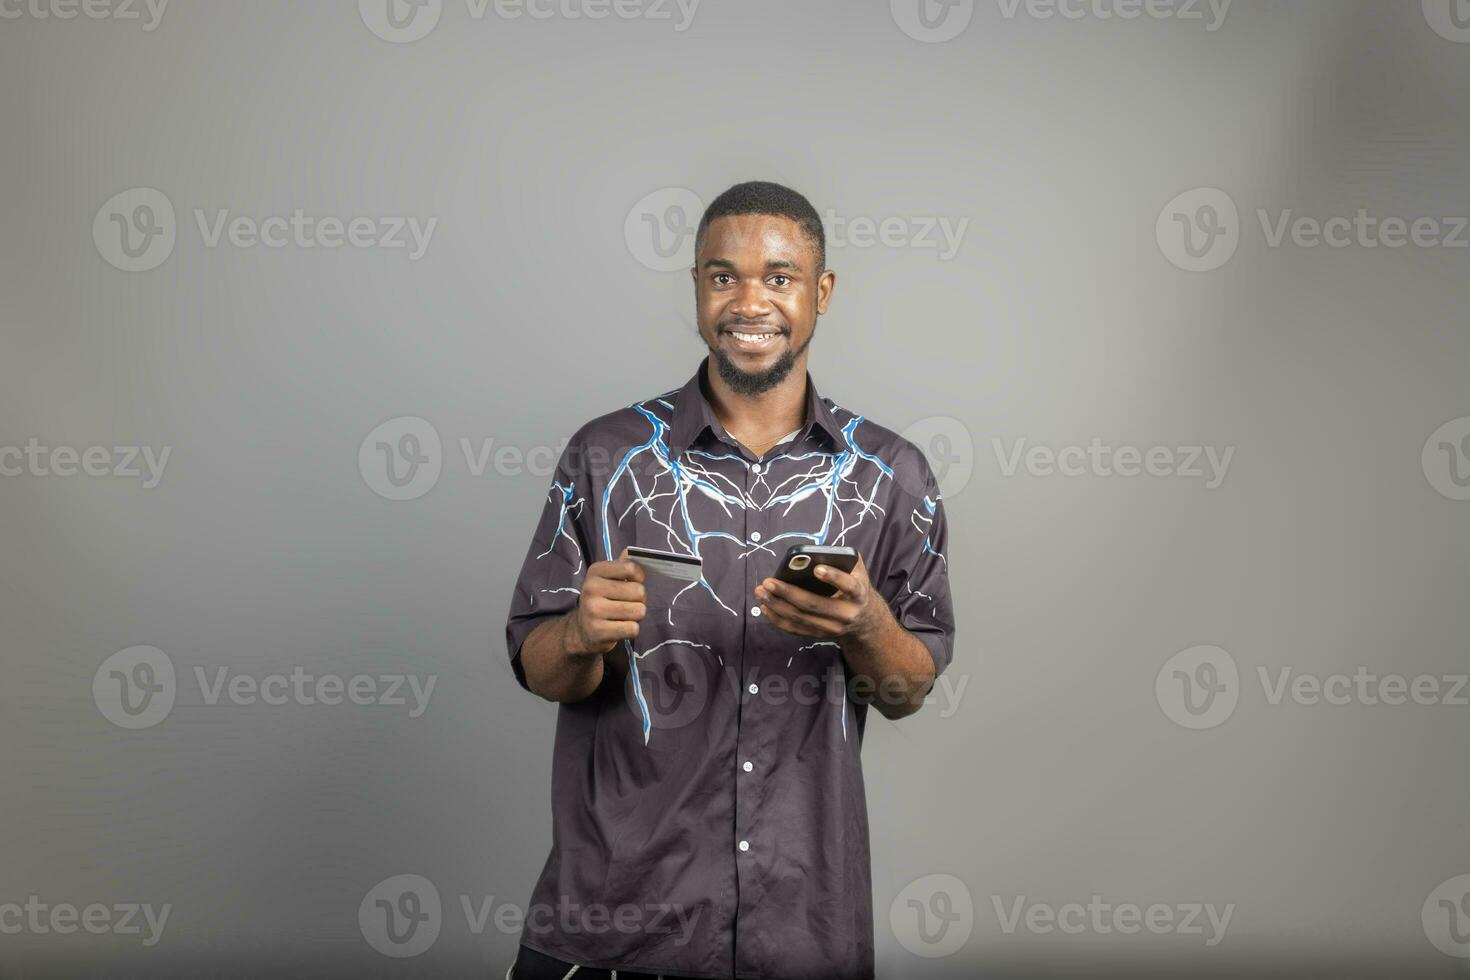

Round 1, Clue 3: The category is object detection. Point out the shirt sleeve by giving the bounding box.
[879,459,956,682]
[504,441,596,692]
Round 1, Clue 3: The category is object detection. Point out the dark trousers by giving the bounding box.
[508,943,699,980]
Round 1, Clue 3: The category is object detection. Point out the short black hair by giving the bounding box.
[695,181,826,271]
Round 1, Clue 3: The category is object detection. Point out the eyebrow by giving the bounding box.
[700,257,802,272]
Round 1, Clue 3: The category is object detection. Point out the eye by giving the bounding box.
[712,273,734,286]
[769,275,791,287]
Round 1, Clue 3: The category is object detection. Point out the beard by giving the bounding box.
[710,328,814,396]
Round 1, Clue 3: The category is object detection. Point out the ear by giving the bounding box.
[815,268,836,315]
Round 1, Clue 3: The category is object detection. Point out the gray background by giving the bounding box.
[2,0,1469,976]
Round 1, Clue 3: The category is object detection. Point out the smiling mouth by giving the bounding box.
[722,327,785,350]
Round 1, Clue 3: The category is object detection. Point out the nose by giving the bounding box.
[728,280,774,321]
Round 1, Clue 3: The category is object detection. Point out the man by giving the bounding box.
[504,181,955,980]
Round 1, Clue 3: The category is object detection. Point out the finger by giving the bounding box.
[762,604,833,638]
[760,592,846,635]
[592,579,646,602]
[759,602,825,637]
[601,620,640,641]
[812,563,862,598]
[586,597,647,622]
[587,618,641,643]
[761,577,857,619]
[598,558,646,583]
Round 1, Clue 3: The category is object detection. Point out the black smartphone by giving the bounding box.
[773,545,858,598]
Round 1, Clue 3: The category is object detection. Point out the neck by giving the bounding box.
[703,354,809,453]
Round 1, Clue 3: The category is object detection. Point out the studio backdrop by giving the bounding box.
[2,1,1468,977]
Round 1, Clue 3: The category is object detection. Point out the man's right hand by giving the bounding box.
[564,548,647,656]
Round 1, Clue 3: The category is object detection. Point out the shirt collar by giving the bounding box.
[667,357,844,458]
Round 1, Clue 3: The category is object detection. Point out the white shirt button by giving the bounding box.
[748,683,759,695]
[743,761,754,772]
[738,840,750,852]
[750,530,761,542]
[750,605,761,617]
[751,463,762,474]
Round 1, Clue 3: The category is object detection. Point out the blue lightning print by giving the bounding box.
[528,392,945,745]
[596,397,902,743]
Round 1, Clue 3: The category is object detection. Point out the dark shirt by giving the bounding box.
[505,359,956,980]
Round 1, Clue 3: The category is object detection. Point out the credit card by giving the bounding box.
[626,546,703,583]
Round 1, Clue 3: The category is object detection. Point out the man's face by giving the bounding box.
[692,214,835,395]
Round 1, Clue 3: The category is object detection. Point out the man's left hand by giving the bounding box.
[754,557,888,641]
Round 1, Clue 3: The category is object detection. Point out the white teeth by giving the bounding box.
[732,331,774,343]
